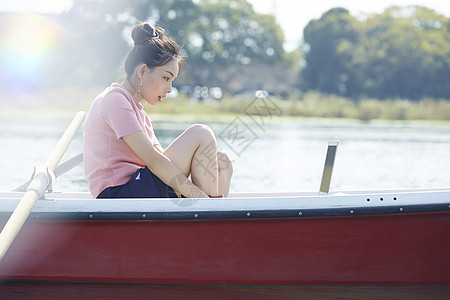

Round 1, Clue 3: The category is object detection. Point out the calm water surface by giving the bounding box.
[0,114,449,298]
[1,114,449,193]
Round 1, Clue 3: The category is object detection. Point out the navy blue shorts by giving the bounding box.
[97,167,178,199]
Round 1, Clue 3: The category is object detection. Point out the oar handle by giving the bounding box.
[45,111,85,171]
[0,111,85,261]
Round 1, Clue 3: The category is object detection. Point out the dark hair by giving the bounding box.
[124,22,185,78]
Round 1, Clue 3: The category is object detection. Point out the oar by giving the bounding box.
[54,153,83,179]
[0,111,85,261]
[13,153,84,192]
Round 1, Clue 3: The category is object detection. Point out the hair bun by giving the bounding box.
[132,22,163,46]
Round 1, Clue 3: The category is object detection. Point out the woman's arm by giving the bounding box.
[154,144,165,153]
[123,131,209,198]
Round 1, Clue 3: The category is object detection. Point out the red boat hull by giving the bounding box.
[0,211,449,285]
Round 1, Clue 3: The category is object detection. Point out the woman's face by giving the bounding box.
[140,58,179,105]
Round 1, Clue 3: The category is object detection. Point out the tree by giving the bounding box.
[356,6,450,99]
[301,8,360,96]
[55,0,136,86]
[179,0,287,92]
[125,0,290,94]
[130,0,200,50]
[300,6,450,100]
[8,0,294,95]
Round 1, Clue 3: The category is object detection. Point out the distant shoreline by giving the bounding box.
[1,108,449,129]
[1,91,449,125]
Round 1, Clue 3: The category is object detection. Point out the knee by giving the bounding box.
[217,150,233,176]
[188,124,216,144]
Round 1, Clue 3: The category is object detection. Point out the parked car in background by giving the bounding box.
[177,85,223,101]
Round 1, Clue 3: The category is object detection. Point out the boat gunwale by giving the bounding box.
[0,203,448,221]
[0,188,449,221]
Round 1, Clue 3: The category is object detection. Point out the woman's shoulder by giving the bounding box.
[96,84,133,107]
[103,83,132,100]
[88,83,141,122]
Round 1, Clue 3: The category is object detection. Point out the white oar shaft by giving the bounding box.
[0,111,85,261]
[0,188,42,259]
[54,153,83,178]
[45,112,85,171]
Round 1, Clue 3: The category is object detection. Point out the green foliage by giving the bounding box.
[179,0,287,92]
[192,0,284,64]
[123,0,287,92]
[1,0,448,103]
[57,0,133,86]
[302,5,450,100]
[302,8,360,95]
[47,0,288,94]
[145,92,450,122]
[130,0,200,51]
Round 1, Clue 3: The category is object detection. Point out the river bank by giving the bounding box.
[1,88,450,123]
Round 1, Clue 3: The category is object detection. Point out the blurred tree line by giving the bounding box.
[54,0,294,96]
[302,6,450,100]
[1,0,449,100]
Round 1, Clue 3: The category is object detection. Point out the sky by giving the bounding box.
[248,0,450,51]
[0,0,449,51]
[0,0,72,14]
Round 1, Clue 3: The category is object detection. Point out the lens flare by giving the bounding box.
[0,13,63,92]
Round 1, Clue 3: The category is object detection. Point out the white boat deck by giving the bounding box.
[0,188,449,214]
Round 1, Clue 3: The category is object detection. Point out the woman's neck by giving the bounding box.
[121,78,139,100]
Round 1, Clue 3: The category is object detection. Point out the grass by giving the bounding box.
[146,91,450,124]
[1,88,449,124]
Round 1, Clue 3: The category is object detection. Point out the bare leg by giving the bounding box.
[217,150,233,197]
[163,124,219,197]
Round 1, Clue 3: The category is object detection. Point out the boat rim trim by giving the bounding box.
[0,203,448,221]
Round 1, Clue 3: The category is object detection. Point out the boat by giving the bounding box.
[0,112,449,285]
[0,188,449,285]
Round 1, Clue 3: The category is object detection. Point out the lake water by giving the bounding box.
[1,113,449,298]
[1,113,449,194]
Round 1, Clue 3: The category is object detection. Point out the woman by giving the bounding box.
[83,22,233,199]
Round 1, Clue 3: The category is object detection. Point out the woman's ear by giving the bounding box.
[136,64,147,80]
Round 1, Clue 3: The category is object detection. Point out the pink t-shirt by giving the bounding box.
[83,83,160,198]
